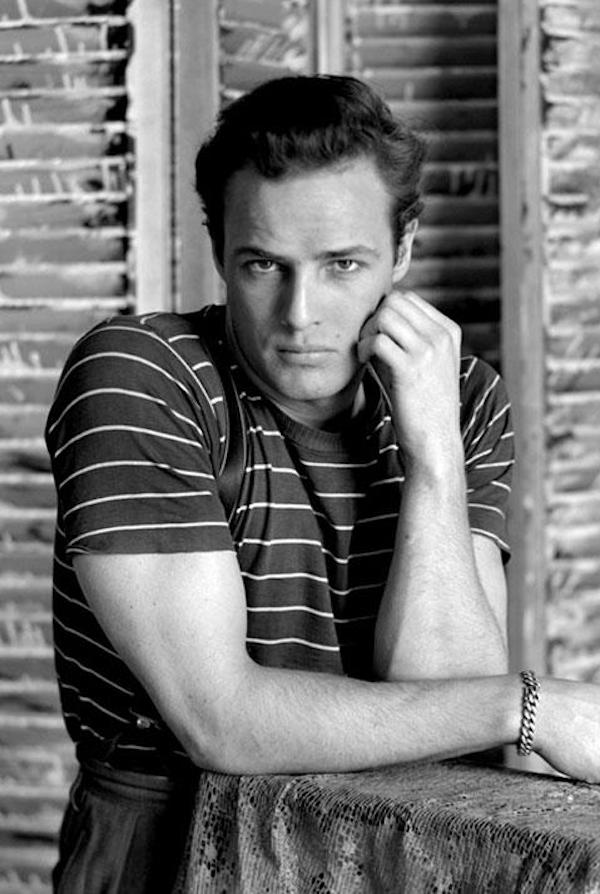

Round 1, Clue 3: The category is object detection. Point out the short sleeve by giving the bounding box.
[460,357,514,559]
[45,314,235,556]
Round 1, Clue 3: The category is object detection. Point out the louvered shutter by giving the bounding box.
[348,1,500,368]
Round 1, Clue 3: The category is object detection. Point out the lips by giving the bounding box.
[276,344,333,354]
[276,345,333,365]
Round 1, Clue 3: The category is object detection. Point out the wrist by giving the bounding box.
[403,444,466,492]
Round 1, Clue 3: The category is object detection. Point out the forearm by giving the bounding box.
[374,455,507,681]
[182,664,520,774]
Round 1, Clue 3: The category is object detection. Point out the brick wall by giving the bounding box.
[0,1,131,889]
[543,0,600,680]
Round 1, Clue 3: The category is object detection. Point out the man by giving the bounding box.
[46,75,600,893]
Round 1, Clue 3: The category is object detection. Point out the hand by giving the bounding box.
[534,678,600,783]
[357,290,463,471]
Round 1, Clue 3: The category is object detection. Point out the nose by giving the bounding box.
[279,269,318,331]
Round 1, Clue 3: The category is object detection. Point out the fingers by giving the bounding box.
[358,290,461,366]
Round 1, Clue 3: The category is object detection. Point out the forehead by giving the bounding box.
[222,157,394,251]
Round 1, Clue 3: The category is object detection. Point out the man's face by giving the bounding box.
[219,156,413,427]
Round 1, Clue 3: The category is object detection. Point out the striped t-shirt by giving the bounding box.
[45,305,514,773]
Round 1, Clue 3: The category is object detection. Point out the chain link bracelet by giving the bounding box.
[517,669,540,756]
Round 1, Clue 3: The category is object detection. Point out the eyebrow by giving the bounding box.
[233,245,381,260]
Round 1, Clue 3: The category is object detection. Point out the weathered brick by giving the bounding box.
[550,523,600,559]
[548,395,600,427]
[549,639,600,683]
[544,67,600,97]
[543,2,600,35]
[546,98,600,130]
[550,297,600,327]
[544,35,600,70]
[548,329,600,359]
[549,494,600,526]
[546,131,600,164]
[548,262,600,296]
[548,362,600,392]
[551,464,600,493]
[550,558,600,594]
[549,164,600,201]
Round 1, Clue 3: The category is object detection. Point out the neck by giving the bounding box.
[225,314,366,431]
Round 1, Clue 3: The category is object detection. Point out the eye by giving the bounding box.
[246,258,278,274]
[331,258,361,273]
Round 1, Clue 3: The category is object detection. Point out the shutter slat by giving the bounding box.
[350,0,500,365]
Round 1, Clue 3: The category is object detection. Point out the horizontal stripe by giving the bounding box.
[246,636,340,652]
[67,519,228,546]
[468,502,506,518]
[471,527,509,552]
[475,459,515,470]
[54,616,122,661]
[55,645,134,695]
[241,571,328,584]
[330,581,383,597]
[53,423,205,460]
[64,490,212,519]
[247,605,334,619]
[61,683,129,725]
[60,460,214,490]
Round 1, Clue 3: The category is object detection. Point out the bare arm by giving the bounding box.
[359,291,507,680]
[74,550,518,775]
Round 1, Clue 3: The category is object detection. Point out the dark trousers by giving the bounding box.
[53,760,197,894]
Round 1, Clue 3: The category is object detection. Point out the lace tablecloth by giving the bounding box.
[175,760,600,893]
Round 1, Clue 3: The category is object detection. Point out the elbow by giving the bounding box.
[183,727,260,775]
[173,680,271,775]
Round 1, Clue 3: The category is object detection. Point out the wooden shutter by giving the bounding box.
[0,2,131,886]
[348,1,501,368]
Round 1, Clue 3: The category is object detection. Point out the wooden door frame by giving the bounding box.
[130,0,221,313]
[498,1,547,679]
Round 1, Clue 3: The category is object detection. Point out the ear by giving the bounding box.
[392,219,418,284]
[210,234,226,281]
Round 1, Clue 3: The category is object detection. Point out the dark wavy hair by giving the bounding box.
[195,75,426,262]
